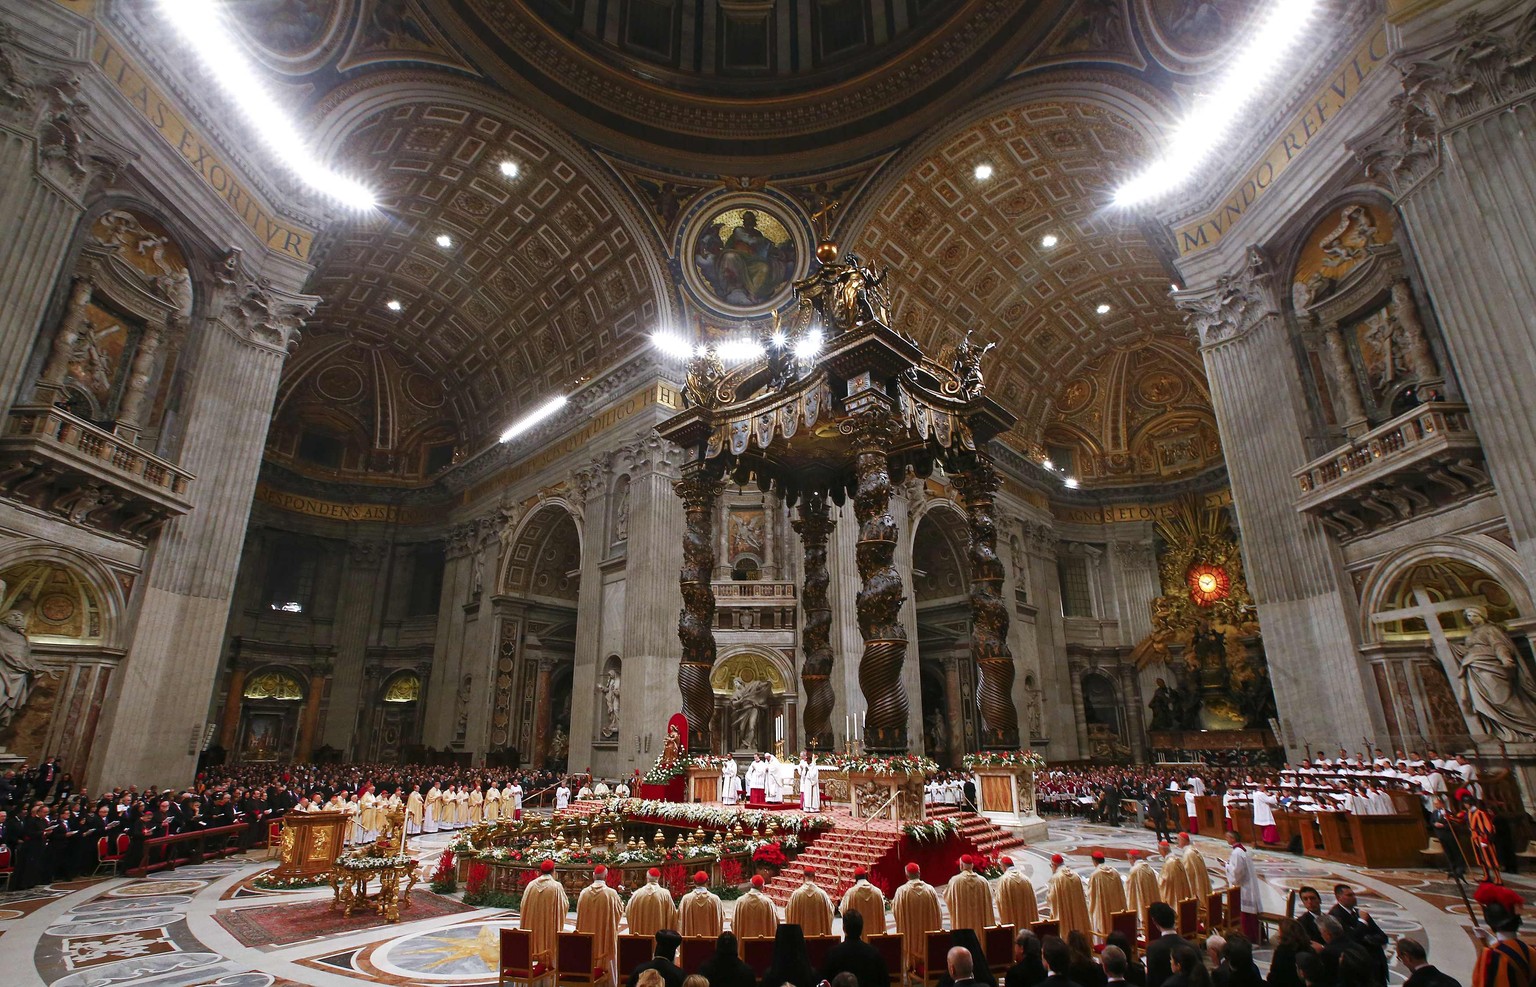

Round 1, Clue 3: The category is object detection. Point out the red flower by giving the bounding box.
[752,842,788,867]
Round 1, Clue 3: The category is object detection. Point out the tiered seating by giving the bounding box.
[926,804,1028,858]
[763,825,899,905]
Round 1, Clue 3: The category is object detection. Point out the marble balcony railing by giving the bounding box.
[0,403,195,539]
[1293,401,1488,539]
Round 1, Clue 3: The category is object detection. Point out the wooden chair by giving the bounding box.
[1206,892,1225,932]
[1029,920,1058,941]
[266,820,284,859]
[924,930,954,987]
[555,931,598,987]
[1226,887,1241,924]
[617,934,653,980]
[679,937,714,975]
[866,932,905,987]
[500,928,536,987]
[1109,912,1137,955]
[806,935,839,972]
[742,936,775,976]
[1257,887,1293,942]
[1177,899,1198,937]
[983,925,1016,978]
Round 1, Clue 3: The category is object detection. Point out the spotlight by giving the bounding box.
[1065,477,1080,489]
[793,330,824,360]
[716,339,766,364]
[1042,459,1054,471]
[770,332,787,347]
[1096,303,1112,315]
[651,331,695,360]
[500,160,520,178]
[974,164,994,180]
[435,234,453,248]
[386,299,403,312]
[1040,234,1059,248]
[500,395,568,443]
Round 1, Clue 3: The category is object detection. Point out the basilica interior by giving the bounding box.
[0,0,1534,984]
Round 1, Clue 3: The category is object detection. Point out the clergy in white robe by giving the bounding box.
[800,758,821,812]
[721,758,741,805]
[1224,833,1262,942]
[764,756,784,803]
[745,756,768,805]
[556,784,571,810]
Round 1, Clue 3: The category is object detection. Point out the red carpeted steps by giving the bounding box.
[765,825,901,906]
[927,804,1029,858]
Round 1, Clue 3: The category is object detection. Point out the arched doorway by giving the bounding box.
[362,669,422,763]
[1360,543,1536,753]
[913,505,973,766]
[1081,670,1130,762]
[236,667,307,762]
[711,649,793,754]
[0,556,121,775]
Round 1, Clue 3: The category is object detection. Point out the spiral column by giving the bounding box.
[675,462,724,752]
[849,411,909,752]
[954,454,1019,749]
[793,492,836,750]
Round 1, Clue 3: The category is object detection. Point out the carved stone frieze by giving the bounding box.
[0,28,122,201]
[1113,540,1157,570]
[1175,246,1278,348]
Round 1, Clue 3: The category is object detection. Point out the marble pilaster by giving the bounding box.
[323,540,389,755]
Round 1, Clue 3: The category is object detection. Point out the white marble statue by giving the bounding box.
[0,609,43,731]
[1453,607,1536,741]
[599,668,621,738]
[730,675,771,748]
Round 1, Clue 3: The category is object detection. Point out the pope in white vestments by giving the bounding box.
[764,755,784,802]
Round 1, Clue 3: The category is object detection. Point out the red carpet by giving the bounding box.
[217,891,476,946]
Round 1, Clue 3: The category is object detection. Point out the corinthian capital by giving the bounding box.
[1174,246,1278,348]
[210,249,318,352]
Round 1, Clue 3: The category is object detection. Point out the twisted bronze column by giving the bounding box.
[675,462,723,752]
[848,411,908,752]
[792,493,835,750]
[954,454,1019,749]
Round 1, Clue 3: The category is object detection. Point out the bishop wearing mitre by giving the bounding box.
[1124,850,1160,931]
[1178,833,1213,919]
[841,865,888,933]
[576,865,623,980]
[626,867,678,938]
[680,871,725,938]
[521,860,569,969]
[1157,841,1191,908]
[1087,851,1127,943]
[893,863,944,979]
[994,855,1038,929]
[945,854,995,939]
[785,866,833,936]
[1046,854,1092,942]
[734,875,780,940]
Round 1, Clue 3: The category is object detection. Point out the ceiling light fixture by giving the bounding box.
[385,299,403,312]
[499,160,520,179]
[651,331,696,360]
[716,339,766,364]
[974,163,994,180]
[793,330,824,360]
[1064,477,1080,489]
[1041,459,1055,471]
[1113,0,1321,207]
[500,395,569,443]
[1040,234,1059,248]
[435,234,453,248]
[1096,303,1112,315]
[155,0,376,210]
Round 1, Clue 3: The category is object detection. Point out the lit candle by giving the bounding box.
[846,715,851,740]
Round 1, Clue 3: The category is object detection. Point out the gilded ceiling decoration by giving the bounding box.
[501,506,581,601]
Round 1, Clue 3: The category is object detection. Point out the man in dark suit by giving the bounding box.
[1144,902,1186,987]
[1329,884,1387,986]
[823,908,890,987]
[946,945,986,987]
[1005,929,1047,987]
[1397,937,1460,987]
[625,929,685,987]
[1037,937,1084,987]
[1297,886,1326,945]
[1147,795,1171,842]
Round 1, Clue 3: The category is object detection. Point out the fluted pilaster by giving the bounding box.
[324,540,388,754]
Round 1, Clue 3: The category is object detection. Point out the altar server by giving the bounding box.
[746,755,768,805]
[722,758,741,805]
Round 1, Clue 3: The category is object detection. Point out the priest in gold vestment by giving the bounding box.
[576,865,623,981]
[626,867,678,938]
[994,855,1038,929]
[485,783,502,822]
[785,866,834,936]
[1124,850,1160,932]
[1086,851,1127,942]
[1156,841,1191,908]
[404,786,424,836]
[1045,854,1091,942]
[469,784,484,824]
[1178,833,1213,919]
[840,866,888,933]
[734,874,780,940]
[680,871,725,938]
[521,860,569,969]
[944,854,995,939]
[892,862,943,979]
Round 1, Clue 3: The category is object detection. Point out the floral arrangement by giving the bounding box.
[751,841,787,867]
[962,750,1046,771]
[603,798,835,835]
[971,852,1005,878]
[826,752,940,776]
[464,861,490,900]
[339,853,416,871]
[428,848,456,893]
[903,818,960,843]
[643,753,731,784]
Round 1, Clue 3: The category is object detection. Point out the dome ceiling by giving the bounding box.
[174,0,1279,491]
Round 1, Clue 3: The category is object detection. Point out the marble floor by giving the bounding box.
[0,817,1501,986]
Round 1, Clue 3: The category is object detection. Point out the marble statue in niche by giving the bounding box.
[0,607,45,731]
[1453,607,1536,742]
[730,675,771,749]
[599,667,621,739]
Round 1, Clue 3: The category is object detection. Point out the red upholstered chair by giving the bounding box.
[266,820,284,859]
[679,937,714,975]
[1109,912,1138,956]
[500,928,535,987]
[555,931,598,987]
[0,844,11,891]
[617,934,652,981]
[866,933,905,987]
[984,925,1015,978]
[742,936,775,976]
[1207,892,1225,932]
[924,929,954,987]
[1177,899,1198,937]
[1029,920,1058,941]
[806,935,839,971]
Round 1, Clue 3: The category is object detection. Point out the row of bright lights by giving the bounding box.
[652,330,824,364]
[1040,459,1079,489]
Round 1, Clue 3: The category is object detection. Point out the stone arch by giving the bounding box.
[1357,535,1533,642]
[912,500,970,603]
[0,542,127,650]
[712,646,794,753]
[500,501,583,598]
